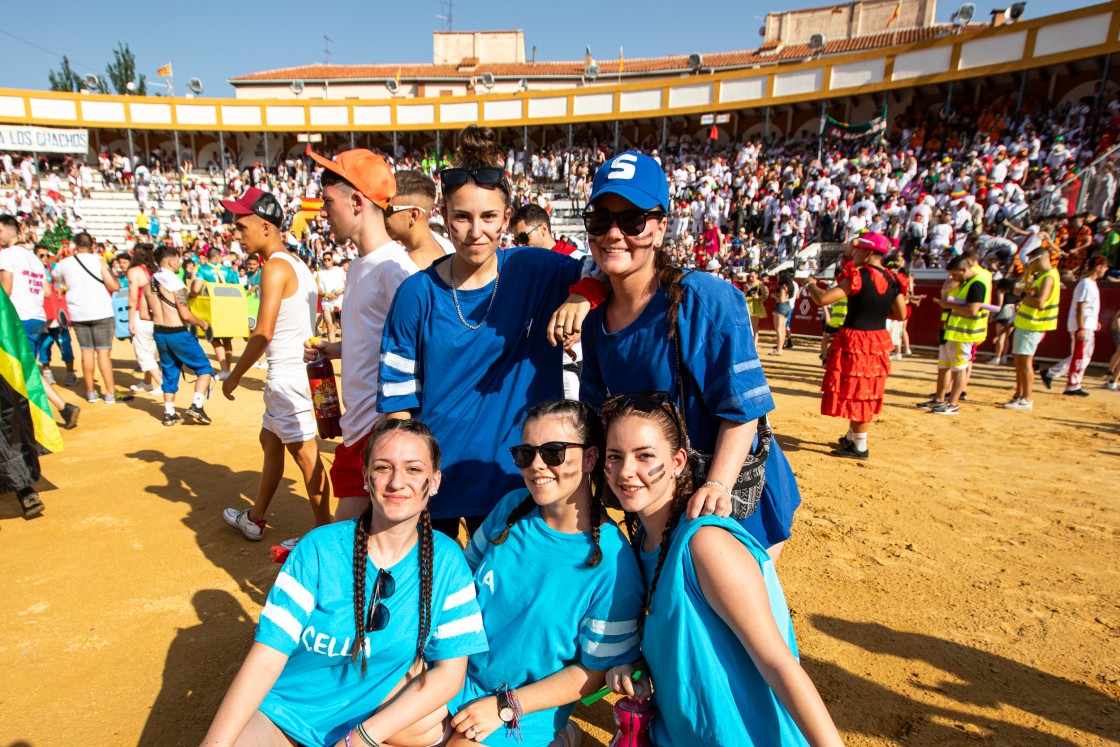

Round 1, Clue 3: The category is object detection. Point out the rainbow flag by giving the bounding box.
[0,291,63,457]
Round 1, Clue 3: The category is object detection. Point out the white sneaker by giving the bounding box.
[222,508,265,541]
[86,391,99,403]
[985,357,1002,366]
[215,371,230,381]
[889,353,903,361]
[1003,398,1033,411]
[130,383,154,394]
[1104,380,1119,391]
[252,361,268,369]
[41,368,56,384]
[279,536,301,551]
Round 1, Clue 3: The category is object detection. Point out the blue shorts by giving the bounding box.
[154,327,213,394]
[1012,328,1046,357]
[21,319,48,360]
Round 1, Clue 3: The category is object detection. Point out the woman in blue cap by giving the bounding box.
[566,150,802,560]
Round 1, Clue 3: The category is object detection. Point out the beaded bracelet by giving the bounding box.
[344,734,353,747]
[702,480,733,498]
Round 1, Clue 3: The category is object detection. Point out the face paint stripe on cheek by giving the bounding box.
[648,463,666,484]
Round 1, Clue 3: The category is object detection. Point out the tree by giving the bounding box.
[105,42,147,95]
[47,56,81,92]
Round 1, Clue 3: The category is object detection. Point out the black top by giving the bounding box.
[843,266,900,331]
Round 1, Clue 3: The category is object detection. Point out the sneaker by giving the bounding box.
[984,357,1002,366]
[185,404,212,425]
[86,391,99,403]
[1062,388,1089,397]
[16,487,44,519]
[1104,380,1119,391]
[916,398,944,409]
[838,435,854,449]
[64,372,78,386]
[130,383,154,394]
[889,353,903,361]
[162,411,182,426]
[60,403,80,430]
[223,508,265,541]
[960,390,968,401]
[554,721,582,747]
[1040,369,1053,390]
[830,442,869,460]
[41,368,56,385]
[279,536,302,551]
[1002,398,1033,411]
[903,349,914,356]
[931,402,960,415]
[214,371,230,381]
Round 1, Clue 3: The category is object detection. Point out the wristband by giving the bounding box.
[355,723,379,746]
[568,276,607,309]
[703,480,733,498]
[345,733,353,747]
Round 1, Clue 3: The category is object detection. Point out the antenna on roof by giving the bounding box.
[324,35,333,64]
[438,0,454,31]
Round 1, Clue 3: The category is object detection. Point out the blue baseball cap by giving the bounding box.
[589,152,670,212]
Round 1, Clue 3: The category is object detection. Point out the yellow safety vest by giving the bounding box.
[828,295,848,328]
[944,267,992,343]
[1014,269,1060,332]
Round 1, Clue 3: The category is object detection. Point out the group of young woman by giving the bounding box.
[203,128,842,746]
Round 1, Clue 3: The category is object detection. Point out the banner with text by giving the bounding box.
[820,114,887,141]
[0,126,90,154]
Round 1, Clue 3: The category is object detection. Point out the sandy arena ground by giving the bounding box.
[2,336,1118,746]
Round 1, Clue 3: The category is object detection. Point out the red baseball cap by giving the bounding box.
[306,146,395,209]
[852,232,890,254]
[219,187,284,227]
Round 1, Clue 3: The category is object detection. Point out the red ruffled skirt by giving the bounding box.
[821,328,893,422]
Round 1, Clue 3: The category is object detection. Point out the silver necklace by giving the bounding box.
[449,255,500,331]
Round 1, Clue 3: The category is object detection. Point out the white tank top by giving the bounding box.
[266,252,316,378]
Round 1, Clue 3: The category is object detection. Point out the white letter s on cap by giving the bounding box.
[607,154,638,180]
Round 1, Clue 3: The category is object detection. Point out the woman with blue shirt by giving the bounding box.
[378,126,594,538]
[571,151,801,559]
[600,395,841,746]
[444,399,643,745]
[202,419,488,747]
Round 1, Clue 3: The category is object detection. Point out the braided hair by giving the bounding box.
[604,397,693,639]
[489,399,607,568]
[351,419,441,682]
[653,244,687,342]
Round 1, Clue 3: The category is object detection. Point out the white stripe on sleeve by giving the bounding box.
[442,583,477,611]
[382,380,420,397]
[273,571,314,614]
[583,618,638,636]
[381,351,416,375]
[261,602,304,644]
[582,634,639,659]
[435,612,484,640]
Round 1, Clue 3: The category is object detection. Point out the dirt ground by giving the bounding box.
[1,336,1118,747]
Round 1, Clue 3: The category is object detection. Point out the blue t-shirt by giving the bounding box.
[638,516,808,747]
[451,489,644,745]
[579,269,801,548]
[149,216,161,237]
[196,262,238,285]
[377,247,585,519]
[255,520,489,747]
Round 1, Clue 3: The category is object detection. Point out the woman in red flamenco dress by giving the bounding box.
[801,232,907,460]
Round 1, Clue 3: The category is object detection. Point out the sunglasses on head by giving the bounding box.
[583,208,664,237]
[385,204,429,218]
[510,441,588,469]
[439,167,508,192]
[601,391,687,448]
[365,568,395,633]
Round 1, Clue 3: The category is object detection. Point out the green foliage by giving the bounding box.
[105,42,147,95]
[41,220,73,254]
[47,56,81,92]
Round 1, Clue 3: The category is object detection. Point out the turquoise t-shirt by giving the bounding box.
[196,261,238,285]
[638,516,808,746]
[256,519,489,747]
[452,489,643,745]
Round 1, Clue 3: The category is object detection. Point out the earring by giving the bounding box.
[673,471,681,478]
[431,489,438,496]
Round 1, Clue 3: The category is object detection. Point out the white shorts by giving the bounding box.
[262,377,317,444]
[131,319,159,373]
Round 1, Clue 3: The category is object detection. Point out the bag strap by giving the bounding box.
[75,254,106,286]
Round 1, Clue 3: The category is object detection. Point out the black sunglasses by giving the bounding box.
[583,209,665,237]
[510,441,588,469]
[439,167,509,192]
[365,568,396,633]
[601,391,687,448]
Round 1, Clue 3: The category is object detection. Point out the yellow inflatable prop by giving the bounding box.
[189,282,250,338]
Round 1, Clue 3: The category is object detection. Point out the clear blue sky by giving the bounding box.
[3,0,1096,97]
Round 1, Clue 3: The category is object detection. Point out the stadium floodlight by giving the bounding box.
[951,3,976,26]
[758,25,766,37]
[585,63,600,81]
[1009,1,1026,21]
[125,81,137,93]
[808,33,826,52]
[290,80,305,95]
[186,77,203,95]
[479,71,496,89]
[385,78,399,94]
[82,74,100,91]
[687,53,704,71]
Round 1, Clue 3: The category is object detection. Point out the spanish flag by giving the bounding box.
[395,67,402,86]
[618,47,624,74]
[0,290,63,493]
[887,2,901,27]
[157,63,172,78]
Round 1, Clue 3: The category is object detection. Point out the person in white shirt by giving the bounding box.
[1042,257,1107,395]
[0,215,78,427]
[52,232,122,403]
[314,253,346,343]
[303,147,418,523]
